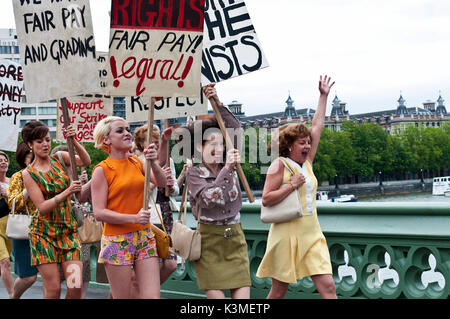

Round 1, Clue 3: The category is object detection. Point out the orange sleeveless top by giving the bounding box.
[94,156,149,236]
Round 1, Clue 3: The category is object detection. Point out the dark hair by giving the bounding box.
[0,151,8,162]
[21,120,49,144]
[15,142,33,169]
[177,115,224,161]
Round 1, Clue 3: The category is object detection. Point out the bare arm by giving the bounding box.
[22,169,80,215]
[308,75,334,163]
[261,159,306,207]
[262,160,292,207]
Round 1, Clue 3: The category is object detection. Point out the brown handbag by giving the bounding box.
[78,212,103,244]
[150,195,173,259]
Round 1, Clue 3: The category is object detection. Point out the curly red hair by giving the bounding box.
[269,123,311,157]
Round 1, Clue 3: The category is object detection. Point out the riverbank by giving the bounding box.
[235,178,433,200]
[174,178,434,202]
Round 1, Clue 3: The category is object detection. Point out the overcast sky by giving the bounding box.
[2,0,450,116]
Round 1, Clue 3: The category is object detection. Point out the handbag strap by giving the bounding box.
[279,157,296,176]
[150,193,168,236]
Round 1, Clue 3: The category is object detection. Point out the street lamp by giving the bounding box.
[379,171,383,186]
[420,168,424,184]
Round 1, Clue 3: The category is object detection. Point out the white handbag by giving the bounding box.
[171,185,201,262]
[260,158,303,224]
[6,198,32,240]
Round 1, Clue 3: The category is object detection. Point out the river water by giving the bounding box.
[358,192,450,203]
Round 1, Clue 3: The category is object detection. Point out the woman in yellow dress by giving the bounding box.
[256,75,337,299]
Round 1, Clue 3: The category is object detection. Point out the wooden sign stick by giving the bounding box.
[164,119,171,197]
[60,97,81,201]
[209,98,255,203]
[143,97,156,209]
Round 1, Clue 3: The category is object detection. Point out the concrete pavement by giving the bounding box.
[0,276,110,299]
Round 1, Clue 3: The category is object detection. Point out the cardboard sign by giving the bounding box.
[56,95,114,143]
[13,0,100,103]
[126,87,208,122]
[201,0,269,84]
[0,59,24,152]
[107,0,205,98]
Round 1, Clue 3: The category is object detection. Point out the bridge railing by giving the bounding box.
[158,201,450,299]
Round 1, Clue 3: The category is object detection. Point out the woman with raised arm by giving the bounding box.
[91,116,166,299]
[257,75,337,299]
[21,121,91,299]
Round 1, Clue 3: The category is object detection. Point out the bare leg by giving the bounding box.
[205,289,226,299]
[267,278,289,299]
[104,263,133,299]
[0,258,14,297]
[159,258,177,284]
[134,257,160,299]
[11,274,37,299]
[231,286,250,299]
[62,260,83,299]
[311,274,337,299]
[36,263,61,299]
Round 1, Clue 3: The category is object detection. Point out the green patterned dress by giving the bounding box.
[27,155,81,266]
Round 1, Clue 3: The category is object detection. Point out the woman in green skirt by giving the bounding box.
[183,84,251,299]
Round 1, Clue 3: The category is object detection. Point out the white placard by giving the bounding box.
[13,0,100,103]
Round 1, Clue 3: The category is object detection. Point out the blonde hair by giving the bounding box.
[133,124,160,152]
[93,116,127,149]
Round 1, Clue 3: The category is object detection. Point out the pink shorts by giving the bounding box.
[98,228,158,266]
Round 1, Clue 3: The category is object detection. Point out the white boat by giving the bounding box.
[432,176,450,196]
[316,191,358,202]
[444,188,450,197]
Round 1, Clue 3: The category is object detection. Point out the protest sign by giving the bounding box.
[97,51,109,94]
[13,0,100,103]
[201,0,269,84]
[0,58,24,152]
[126,86,208,122]
[107,0,205,98]
[56,95,114,143]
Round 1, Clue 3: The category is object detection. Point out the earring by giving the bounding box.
[29,147,33,153]
[101,144,111,154]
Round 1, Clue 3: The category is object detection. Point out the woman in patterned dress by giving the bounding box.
[257,75,337,299]
[0,151,13,297]
[22,121,91,299]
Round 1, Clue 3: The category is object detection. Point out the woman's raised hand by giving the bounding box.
[318,75,335,96]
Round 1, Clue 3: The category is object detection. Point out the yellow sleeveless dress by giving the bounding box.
[256,157,332,283]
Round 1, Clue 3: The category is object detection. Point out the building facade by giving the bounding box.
[232,92,449,134]
[1,29,59,139]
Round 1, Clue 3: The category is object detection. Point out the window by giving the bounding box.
[21,107,36,115]
[14,46,19,54]
[0,46,11,54]
[38,107,57,115]
[20,120,30,128]
[41,119,57,127]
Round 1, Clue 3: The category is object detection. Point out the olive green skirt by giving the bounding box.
[194,222,251,291]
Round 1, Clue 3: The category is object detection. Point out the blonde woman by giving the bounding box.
[257,75,337,299]
[91,116,166,299]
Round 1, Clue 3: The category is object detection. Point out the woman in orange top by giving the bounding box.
[91,116,166,299]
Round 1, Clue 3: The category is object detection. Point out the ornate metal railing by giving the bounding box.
[158,201,450,299]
